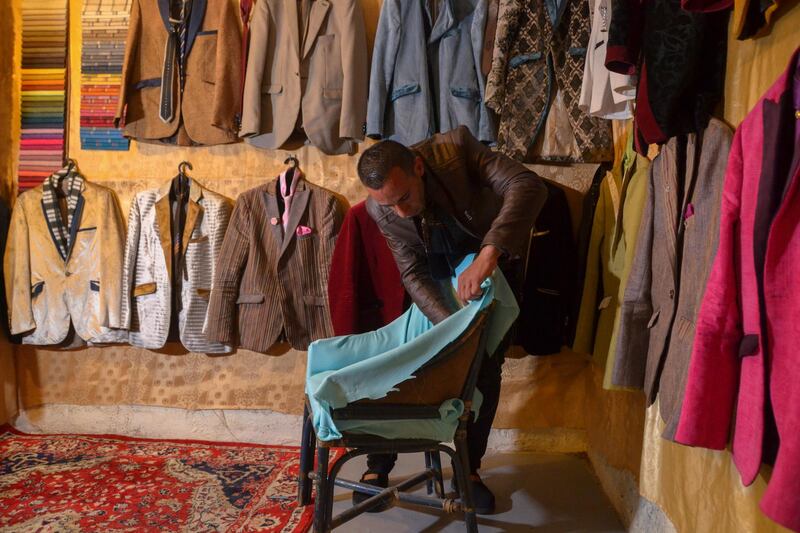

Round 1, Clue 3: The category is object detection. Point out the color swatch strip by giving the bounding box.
[80,0,131,151]
[19,1,69,192]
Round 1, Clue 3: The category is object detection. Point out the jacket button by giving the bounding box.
[65,271,72,277]
[669,289,674,299]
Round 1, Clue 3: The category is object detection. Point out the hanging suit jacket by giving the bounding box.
[4,173,126,345]
[367,0,495,146]
[328,201,407,336]
[120,179,232,353]
[605,0,728,151]
[205,178,345,352]
[116,0,242,146]
[573,131,649,386]
[515,181,576,355]
[612,117,732,439]
[675,52,800,532]
[486,0,612,162]
[240,0,368,155]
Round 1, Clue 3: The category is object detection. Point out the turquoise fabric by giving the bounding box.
[306,254,519,442]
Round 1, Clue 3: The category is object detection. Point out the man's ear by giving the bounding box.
[414,156,425,178]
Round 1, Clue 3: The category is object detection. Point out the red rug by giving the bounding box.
[0,425,341,532]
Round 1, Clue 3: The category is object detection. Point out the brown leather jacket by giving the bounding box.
[366,126,547,323]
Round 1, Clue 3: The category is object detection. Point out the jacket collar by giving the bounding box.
[544,0,570,29]
[262,179,312,262]
[157,0,207,58]
[428,0,457,43]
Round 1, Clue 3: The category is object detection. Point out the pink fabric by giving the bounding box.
[675,48,800,532]
[296,225,312,236]
[279,167,303,229]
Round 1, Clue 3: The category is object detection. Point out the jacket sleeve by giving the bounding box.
[4,201,34,335]
[470,0,496,143]
[98,190,126,329]
[611,163,655,389]
[119,196,141,330]
[674,129,744,449]
[328,206,361,336]
[239,0,270,137]
[205,196,252,344]
[114,0,141,127]
[605,0,643,76]
[337,0,368,140]
[366,198,458,325]
[365,0,401,139]
[572,179,607,355]
[460,126,547,259]
[212,0,242,134]
[203,197,233,334]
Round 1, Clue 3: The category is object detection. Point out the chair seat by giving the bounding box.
[331,403,443,421]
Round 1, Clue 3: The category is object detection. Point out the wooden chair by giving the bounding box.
[298,306,494,532]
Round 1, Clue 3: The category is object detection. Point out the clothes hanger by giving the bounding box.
[283,154,300,190]
[57,158,78,194]
[174,160,192,199]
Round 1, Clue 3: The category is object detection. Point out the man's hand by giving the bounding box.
[457,245,501,304]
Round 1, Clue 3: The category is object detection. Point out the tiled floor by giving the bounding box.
[327,451,625,532]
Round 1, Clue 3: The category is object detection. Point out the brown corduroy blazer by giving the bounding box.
[115,0,241,146]
[205,178,345,352]
[612,117,733,440]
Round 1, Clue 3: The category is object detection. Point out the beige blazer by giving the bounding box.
[240,0,368,155]
[4,181,126,345]
[120,179,233,353]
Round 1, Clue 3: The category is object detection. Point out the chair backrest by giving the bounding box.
[355,304,494,407]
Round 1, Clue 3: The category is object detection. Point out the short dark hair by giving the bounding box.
[357,140,416,189]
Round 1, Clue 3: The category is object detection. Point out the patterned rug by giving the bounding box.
[0,425,340,532]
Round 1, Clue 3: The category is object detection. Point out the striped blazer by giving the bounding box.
[120,179,233,353]
[205,178,344,352]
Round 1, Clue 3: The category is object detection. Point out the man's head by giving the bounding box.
[358,140,426,218]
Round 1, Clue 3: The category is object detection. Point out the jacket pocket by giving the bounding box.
[261,84,283,95]
[189,235,209,244]
[390,83,421,102]
[133,78,161,91]
[303,295,327,307]
[646,309,660,329]
[738,334,759,358]
[89,280,100,292]
[236,294,264,304]
[509,52,542,69]
[133,282,157,297]
[450,87,481,102]
[196,288,210,300]
[568,47,587,58]
[676,317,694,340]
[31,281,44,298]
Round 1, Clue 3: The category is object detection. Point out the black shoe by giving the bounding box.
[352,471,391,513]
[452,474,496,515]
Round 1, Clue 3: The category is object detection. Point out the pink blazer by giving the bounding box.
[675,48,800,532]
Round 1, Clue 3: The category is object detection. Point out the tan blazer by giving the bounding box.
[4,181,126,345]
[205,179,345,352]
[116,0,241,145]
[120,179,233,353]
[240,0,368,155]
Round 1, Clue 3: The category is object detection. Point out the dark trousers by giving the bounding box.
[366,347,505,475]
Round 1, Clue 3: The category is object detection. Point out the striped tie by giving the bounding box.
[179,0,191,89]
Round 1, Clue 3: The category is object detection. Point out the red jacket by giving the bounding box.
[675,49,800,532]
[328,201,407,335]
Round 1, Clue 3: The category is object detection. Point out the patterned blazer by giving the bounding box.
[4,175,126,345]
[205,178,344,352]
[120,179,233,353]
[486,0,612,162]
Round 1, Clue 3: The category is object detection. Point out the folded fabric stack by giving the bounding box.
[80,0,131,151]
[19,0,69,192]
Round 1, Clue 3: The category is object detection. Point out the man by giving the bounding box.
[358,125,548,514]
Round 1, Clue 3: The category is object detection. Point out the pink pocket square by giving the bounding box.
[296,225,313,236]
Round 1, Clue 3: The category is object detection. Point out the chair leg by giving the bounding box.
[431,450,445,498]
[425,452,434,495]
[298,405,315,506]
[454,433,478,533]
[313,445,331,533]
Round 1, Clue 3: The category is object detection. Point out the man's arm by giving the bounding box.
[455,126,548,302]
[366,198,458,324]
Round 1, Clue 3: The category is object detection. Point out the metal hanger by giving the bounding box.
[174,160,192,198]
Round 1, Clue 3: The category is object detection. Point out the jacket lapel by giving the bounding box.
[157,0,171,31]
[279,182,311,260]
[155,183,173,283]
[286,0,301,59]
[302,0,331,59]
[659,138,680,282]
[185,0,207,58]
[181,179,204,259]
[428,0,456,43]
[262,181,284,246]
[65,195,85,262]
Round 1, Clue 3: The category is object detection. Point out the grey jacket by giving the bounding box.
[367,0,495,146]
[612,118,733,440]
